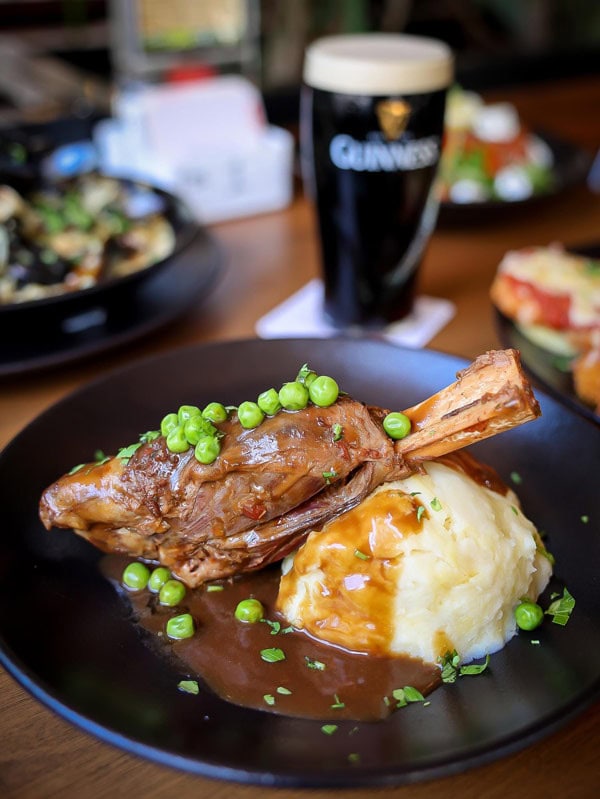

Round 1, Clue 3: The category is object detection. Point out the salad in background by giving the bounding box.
[438,86,555,205]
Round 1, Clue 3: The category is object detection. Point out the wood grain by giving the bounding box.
[1,75,599,799]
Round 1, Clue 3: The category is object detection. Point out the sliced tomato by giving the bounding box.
[480,133,529,176]
[504,274,571,329]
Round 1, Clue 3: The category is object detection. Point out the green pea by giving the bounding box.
[177,405,201,424]
[235,598,265,623]
[166,425,190,453]
[308,375,339,407]
[238,401,265,429]
[122,562,150,590]
[279,381,309,411]
[160,412,179,437]
[203,402,228,423]
[184,415,216,445]
[148,566,171,593]
[515,601,544,631]
[257,388,282,416]
[194,435,221,464]
[159,579,186,606]
[166,613,195,640]
[383,412,412,440]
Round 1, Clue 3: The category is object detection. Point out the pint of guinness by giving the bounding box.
[301,34,453,327]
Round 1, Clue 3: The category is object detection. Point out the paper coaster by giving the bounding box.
[256,279,455,348]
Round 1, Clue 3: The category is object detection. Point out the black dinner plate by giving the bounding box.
[0,338,598,788]
[494,244,600,426]
[0,225,223,378]
[438,131,592,226]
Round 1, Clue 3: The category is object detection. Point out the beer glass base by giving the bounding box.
[322,273,419,331]
[323,307,415,332]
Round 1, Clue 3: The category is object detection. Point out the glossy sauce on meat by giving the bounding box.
[101,556,441,721]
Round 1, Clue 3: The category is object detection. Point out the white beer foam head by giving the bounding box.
[304,33,454,96]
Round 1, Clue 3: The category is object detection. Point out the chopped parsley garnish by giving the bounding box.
[348,753,360,764]
[94,449,106,461]
[139,430,160,443]
[276,686,292,695]
[68,463,85,475]
[510,471,522,485]
[261,619,281,635]
[117,442,142,463]
[416,505,426,522]
[439,650,490,682]
[332,423,344,442]
[545,587,575,626]
[440,651,461,682]
[261,619,293,635]
[296,363,316,383]
[354,549,371,561]
[536,540,555,565]
[511,505,519,515]
[206,584,224,592]
[323,469,338,484]
[177,680,199,695]
[392,686,425,708]
[331,694,345,709]
[263,694,276,706]
[321,724,338,735]
[459,655,490,676]
[430,497,442,512]
[305,656,326,671]
[260,647,285,663]
[581,515,589,524]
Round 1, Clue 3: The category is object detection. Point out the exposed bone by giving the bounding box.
[398,349,540,463]
[40,349,542,586]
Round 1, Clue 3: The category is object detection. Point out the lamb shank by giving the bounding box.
[39,349,540,586]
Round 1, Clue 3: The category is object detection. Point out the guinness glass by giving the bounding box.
[301,34,453,328]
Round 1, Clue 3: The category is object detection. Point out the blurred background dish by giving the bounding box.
[0,172,182,306]
[494,243,600,425]
[495,307,600,425]
[438,86,556,206]
[0,222,222,378]
[0,174,222,378]
[437,89,592,225]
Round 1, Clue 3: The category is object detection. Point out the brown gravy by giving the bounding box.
[102,556,441,721]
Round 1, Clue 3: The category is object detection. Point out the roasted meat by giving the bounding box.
[39,349,540,586]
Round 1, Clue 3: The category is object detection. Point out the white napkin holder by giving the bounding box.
[94,75,294,224]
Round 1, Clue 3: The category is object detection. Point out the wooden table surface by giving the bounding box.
[1,75,599,799]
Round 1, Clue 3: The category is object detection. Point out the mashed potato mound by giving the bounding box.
[276,455,552,665]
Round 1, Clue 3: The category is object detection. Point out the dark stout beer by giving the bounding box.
[301,34,453,327]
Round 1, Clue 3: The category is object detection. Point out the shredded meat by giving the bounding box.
[39,349,540,586]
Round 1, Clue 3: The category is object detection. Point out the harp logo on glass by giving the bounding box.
[376,99,412,140]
